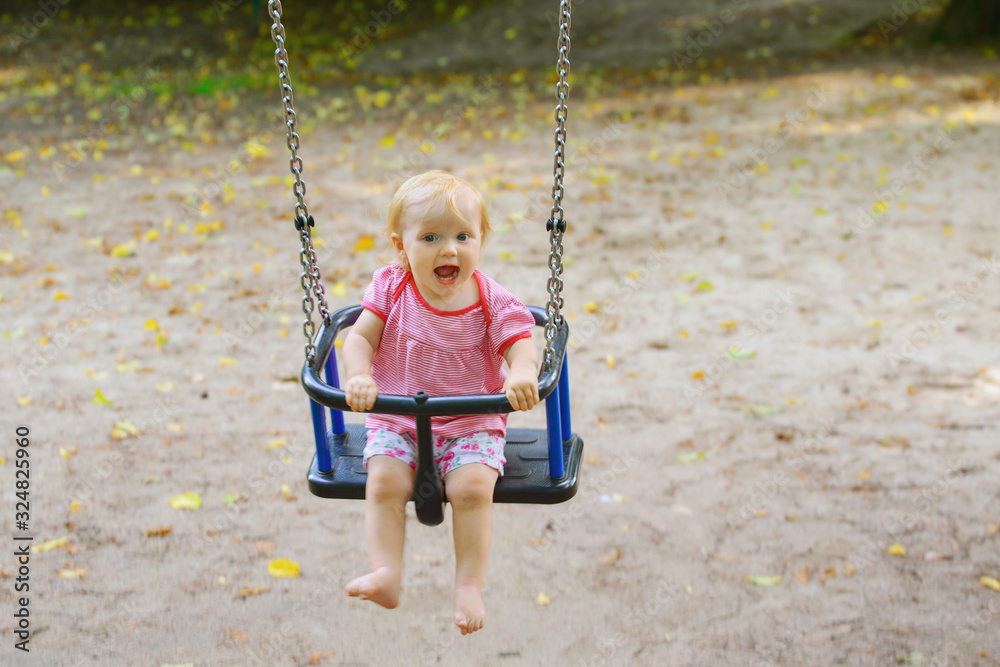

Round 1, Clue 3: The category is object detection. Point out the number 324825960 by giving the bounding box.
[15,426,30,522]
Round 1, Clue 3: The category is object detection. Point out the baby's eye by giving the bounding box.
[457,233,469,241]
[422,234,437,242]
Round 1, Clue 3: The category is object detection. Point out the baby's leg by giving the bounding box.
[345,454,415,609]
[444,462,498,634]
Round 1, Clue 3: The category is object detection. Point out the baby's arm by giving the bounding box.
[502,338,540,411]
[343,309,386,411]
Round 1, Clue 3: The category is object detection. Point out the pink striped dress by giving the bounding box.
[361,264,535,439]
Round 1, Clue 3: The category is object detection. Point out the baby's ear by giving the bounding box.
[389,233,409,269]
[390,232,404,253]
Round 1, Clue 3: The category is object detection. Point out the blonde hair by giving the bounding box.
[386,170,492,245]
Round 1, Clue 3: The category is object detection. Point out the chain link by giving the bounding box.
[268,0,331,363]
[544,0,572,371]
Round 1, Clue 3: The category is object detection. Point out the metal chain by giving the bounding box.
[544,0,572,371]
[268,0,331,362]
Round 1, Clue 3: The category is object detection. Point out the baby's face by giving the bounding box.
[393,187,483,308]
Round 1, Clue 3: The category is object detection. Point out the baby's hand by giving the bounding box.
[504,369,540,412]
[345,374,379,412]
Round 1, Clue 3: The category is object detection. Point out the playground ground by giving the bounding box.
[2,7,1000,666]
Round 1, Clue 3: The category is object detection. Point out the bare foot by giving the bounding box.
[345,566,401,609]
[454,581,486,634]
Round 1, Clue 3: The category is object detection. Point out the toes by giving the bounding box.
[455,613,484,634]
[345,577,376,599]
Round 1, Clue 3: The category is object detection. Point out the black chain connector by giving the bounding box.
[545,218,567,233]
[294,214,315,231]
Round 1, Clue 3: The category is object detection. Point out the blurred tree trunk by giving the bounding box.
[931,0,1000,42]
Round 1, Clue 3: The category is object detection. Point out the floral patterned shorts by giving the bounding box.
[364,429,506,477]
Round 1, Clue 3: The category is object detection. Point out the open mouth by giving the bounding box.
[434,265,460,283]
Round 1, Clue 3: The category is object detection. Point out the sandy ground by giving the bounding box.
[2,17,1000,667]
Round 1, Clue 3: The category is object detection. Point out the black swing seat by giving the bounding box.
[305,426,583,504]
[301,305,584,525]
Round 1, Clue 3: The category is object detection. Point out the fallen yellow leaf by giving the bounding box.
[219,357,238,367]
[244,140,271,158]
[677,451,707,463]
[536,591,551,605]
[268,558,301,578]
[169,491,202,510]
[981,576,1000,592]
[59,569,87,579]
[353,235,375,253]
[111,421,138,440]
[32,536,68,553]
[92,388,113,406]
[111,241,136,258]
[887,543,907,557]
